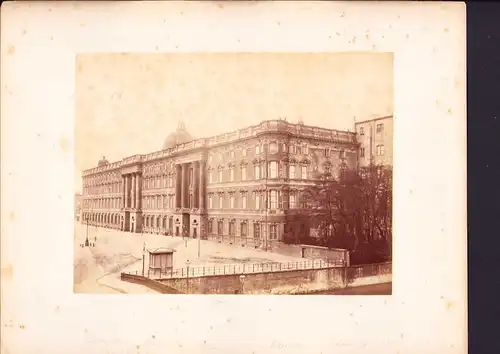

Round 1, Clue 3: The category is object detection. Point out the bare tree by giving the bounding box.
[291,160,393,263]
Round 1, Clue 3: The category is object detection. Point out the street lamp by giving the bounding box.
[239,274,246,295]
[186,259,190,294]
[183,225,188,247]
[85,214,90,247]
[197,226,202,258]
[142,242,147,277]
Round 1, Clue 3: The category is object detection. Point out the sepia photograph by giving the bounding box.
[74,52,393,295]
[2,1,467,353]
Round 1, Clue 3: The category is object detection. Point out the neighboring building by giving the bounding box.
[81,119,361,248]
[75,193,82,222]
[354,115,393,167]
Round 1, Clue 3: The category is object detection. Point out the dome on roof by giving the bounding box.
[97,156,109,167]
[162,121,193,150]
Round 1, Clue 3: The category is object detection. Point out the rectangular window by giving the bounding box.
[360,147,365,158]
[241,166,247,181]
[242,148,247,157]
[254,165,260,179]
[324,148,329,157]
[376,123,384,133]
[217,220,223,235]
[296,146,302,155]
[209,172,213,184]
[376,144,385,156]
[230,195,235,209]
[289,165,296,179]
[290,194,297,209]
[229,221,235,236]
[218,170,223,182]
[208,220,213,234]
[208,195,213,209]
[268,161,278,178]
[269,190,278,209]
[254,223,260,239]
[219,195,223,208]
[301,166,308,179]
[339,150,345,159]
[270,224,277,240]
[360,127,365,135]
[241,222,247,237]
[231,150,235,158]
[255,193,260,209]
[230,167,234,182]
[255,145,261,155]
[241,193,247,209]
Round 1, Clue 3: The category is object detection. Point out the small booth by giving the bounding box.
[148,248,176,277]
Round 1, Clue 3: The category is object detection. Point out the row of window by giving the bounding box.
[208,142,310,162]
[207,190,299,210]
[359,144,386,158]
[141,217,279,240]
[207,220,278,240]
[359,123,385,136]
[138,190,302,210]
[84,182,122,195]
[83,198,121,209]
[208,162,310,184]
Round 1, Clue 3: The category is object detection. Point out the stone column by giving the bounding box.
[194,162,200,208]
[131,174,136,209]
[181,164,188,208]
[124,175,129,208]
[199,160,205,210]
[135,174,141,209]
[175,165,182,208]
[122,177,125,208]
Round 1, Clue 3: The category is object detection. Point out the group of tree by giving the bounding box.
[283,161,393,265]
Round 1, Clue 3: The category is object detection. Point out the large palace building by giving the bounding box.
[81,118,392,248]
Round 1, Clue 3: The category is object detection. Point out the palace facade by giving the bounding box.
[81,118,391,248]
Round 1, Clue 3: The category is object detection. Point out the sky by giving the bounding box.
[75,52,393,192]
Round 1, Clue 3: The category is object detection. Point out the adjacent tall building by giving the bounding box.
[81,117,392,248]
[354,115,393,167]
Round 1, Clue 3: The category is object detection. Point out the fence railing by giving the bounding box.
[122,259,346,280]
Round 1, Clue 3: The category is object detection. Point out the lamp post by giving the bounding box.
[239,274,246,295]
[85,215,90,247]
[142,242,147,277]
[186,259,190,294]
[197,226,202,258]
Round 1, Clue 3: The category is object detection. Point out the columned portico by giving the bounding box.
[121,172,142,233]
[174,160,206,238]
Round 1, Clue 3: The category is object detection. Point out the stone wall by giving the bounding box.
[272,244,350,266]
[121,273,183,294]
[160,262,391,295]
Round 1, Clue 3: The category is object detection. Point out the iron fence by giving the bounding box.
[122,259,346,280]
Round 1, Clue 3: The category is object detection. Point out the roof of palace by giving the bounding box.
[162,121,193,150]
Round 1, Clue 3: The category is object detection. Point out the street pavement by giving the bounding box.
[74,223,304,294]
